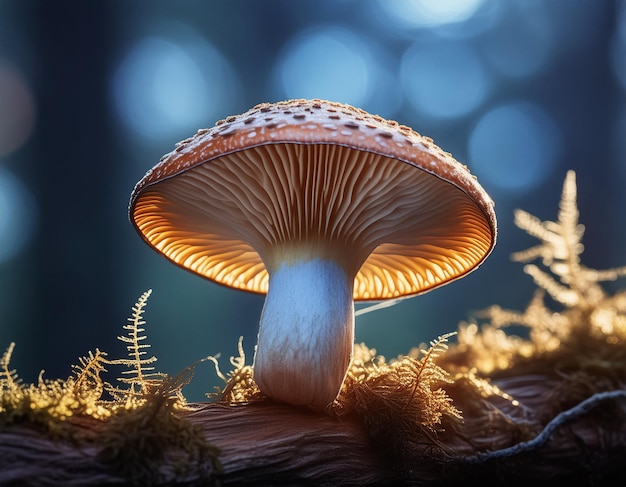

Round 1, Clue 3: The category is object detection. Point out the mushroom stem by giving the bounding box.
[253,258,354,409]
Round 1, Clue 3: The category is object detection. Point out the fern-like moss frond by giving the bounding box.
[0,291,222,483]
[510,171,624,310]
[210,337,263,403]
[108,290,166,399]
[0,343,21,395]
[329,334,461,456]
[522,264,579,307]
[0,345,112,427]
[342,335,460,423]
[71,349,109,406]
[442,171,626,383]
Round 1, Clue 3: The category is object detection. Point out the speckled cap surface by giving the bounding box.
[130,99,497,300]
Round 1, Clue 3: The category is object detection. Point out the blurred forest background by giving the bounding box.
[0,0,625,401]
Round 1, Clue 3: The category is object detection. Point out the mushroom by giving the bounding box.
[129,99,497,409]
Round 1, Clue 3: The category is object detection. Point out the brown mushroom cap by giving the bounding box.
[129,99,496,301]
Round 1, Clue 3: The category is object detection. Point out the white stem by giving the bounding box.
[253,259,354,409]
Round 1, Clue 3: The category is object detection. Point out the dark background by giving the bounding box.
[0,0,624,401]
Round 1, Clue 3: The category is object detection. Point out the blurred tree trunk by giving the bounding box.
[33,0,118,375]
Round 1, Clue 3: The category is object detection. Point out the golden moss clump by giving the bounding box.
[0,344,112,430]
[333,335,462,455]
[1,290,181,426]
[339,336,459,423]
[440,171,626,415]
[208,337,263,404]
[98,374,220,485]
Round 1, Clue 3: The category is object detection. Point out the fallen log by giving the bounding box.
[1,379,624,486]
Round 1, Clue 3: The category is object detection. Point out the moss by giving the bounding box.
[331,335,461,457]
[0,290,221,484]
[440,172,626,388]
[0,344,112,433]
[97,387,220,486]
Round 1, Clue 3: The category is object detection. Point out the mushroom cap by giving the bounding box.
[129,99,496,301]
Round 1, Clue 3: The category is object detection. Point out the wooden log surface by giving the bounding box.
[1,377,625,486]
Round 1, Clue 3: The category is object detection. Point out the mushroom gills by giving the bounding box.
[253,258,354,409]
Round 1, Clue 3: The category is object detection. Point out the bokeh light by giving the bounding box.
[111,23,239,143]
[401,41,489,120]
[0,168,38,263]
[378,0,487,29]
[0,61,36,157]
[276,25,380,108]
[479,2,554,79]
[468,101,563,191]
